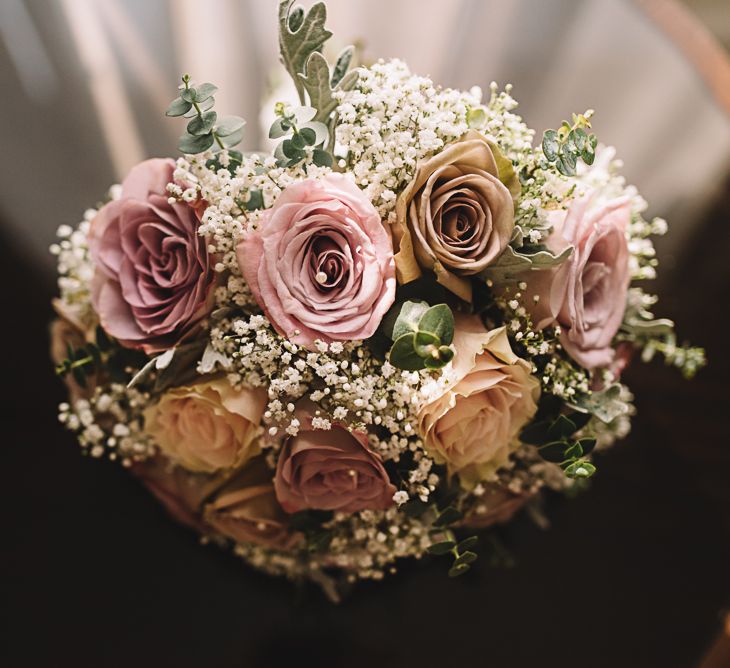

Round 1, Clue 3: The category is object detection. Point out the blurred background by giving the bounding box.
[1,1,729,667]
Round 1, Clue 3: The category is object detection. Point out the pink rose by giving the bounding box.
[89,158,215,353]
[274,421,396,513]
[526,192,631,369]
[237,173,396,348]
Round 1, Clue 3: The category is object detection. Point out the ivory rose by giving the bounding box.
[236,173,396,349]
[144,379,266,474]
[88,158,215,353]
[204,457,299,550]
[393,130,516,302]
[525,190,631,369]
[274,421,396,513]
[418,314,540,486]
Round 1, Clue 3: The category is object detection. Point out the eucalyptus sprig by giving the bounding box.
[521,412,598,479]
[542,110,597,177]
[426,506,479,577]
[381,300,456,371]
[269,104,332,168]
[166,74,245,157]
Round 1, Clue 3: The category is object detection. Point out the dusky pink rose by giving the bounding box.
[525,191,631,369]
[418,314,540,487]
[236,173,396,349]
[460,484,533,530]
[204,457,300,550]
[88,158,215,353]
[143,379,267,474]
[274,421,396,513]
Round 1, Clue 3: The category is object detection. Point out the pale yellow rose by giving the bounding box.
[417,314,540,487]
[144,379,267,473]
[393,130,518,302]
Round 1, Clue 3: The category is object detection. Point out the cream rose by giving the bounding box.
[144,379,266,473]
[418,314,540,486]
[393,131,517,302]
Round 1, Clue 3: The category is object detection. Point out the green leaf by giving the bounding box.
[166,97,192,117]
[434,506,463,527]
[299,127,316,145]
[577,437,597,455]
[454,551,478,566]
[183,97,214,118]
[448,563,471,578]
[538,441,568,463]
[417,304,454,345]
[563,460,597,479]
[427,540,456,555]
[269,117,290,139]
[299,50,359,124]
[388,300,430,341]
[564,441,584,459]
[312,148,333,167]
[187,111,217,136]
[556,150,577,176]
[457,536,479,552]
[194,82,218,102]
[219,128,245,149]
[180,87,196,103]
[542,129,559,161]
[245,189,264,211]
[215,115,245,137]
[282,138,302,159]
[413,330,439,357]
[622,317,674,337]
[520,420,550,445]
[482,244,573,283]
[178,132,215,154]
[278,0,333,104]
[568,384,630,424]
[330,45,354,88]
[547,414,577,440]
[389,333,426,371]
[301,120,329,145]
[423,345,454,369]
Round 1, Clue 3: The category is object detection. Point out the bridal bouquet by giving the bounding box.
[51,0,704,598]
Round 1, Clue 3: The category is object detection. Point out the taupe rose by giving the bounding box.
[204,457,299,550]
[143,379,266,474]
[418,314,540,487]
[393,131,517,302]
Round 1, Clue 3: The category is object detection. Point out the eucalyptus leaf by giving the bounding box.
[178,132,215,154]
[215,115,246,137]
[448,563,471,578]
[187,111,217,136]
[434,506,463,527]
[457,536,479,552]
[219,127,245,149]
[312,148,333,167]
[194,82,218,102]
[166,97,192,117]
[542,129,559,161]
[389,300,430,341]
[417,304,454,345]
[183,97,214,118]
[426,540,456,556]
[389,333,426,371]
[454,551,478,566]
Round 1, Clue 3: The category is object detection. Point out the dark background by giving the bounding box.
[1,182,729,668]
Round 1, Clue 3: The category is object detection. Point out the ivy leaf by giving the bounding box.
[278,0,333,104]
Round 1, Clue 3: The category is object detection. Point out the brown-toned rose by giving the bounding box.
[418,314,540,487]
[131,456,222,533]
[204,457,300,550]
[274,421,396,513]
[143,379,266,474]
[393,131,517,302]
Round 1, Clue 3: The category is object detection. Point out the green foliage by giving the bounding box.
[277,0,359,165]
[278,0,332,105]
[482,230,573,283]
[520,412,598,480]
[382,300,456,371]
[167,74,245,155]
[542,111,597,177]
[427,526,479,578]
[568,384,630,424]
[270,104,332,168]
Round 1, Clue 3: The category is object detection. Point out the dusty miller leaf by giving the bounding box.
[299,51,359,124]
[482,244,573,282]
[568,384,629,424]
[278,0,332,104]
